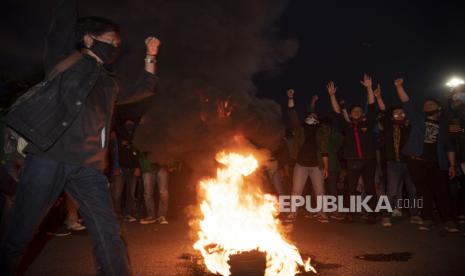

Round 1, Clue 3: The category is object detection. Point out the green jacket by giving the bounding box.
[287,108,329,168]
[327,129,344,172]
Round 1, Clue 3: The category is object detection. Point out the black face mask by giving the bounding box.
[89,38,120,64]
[424,109,440,116]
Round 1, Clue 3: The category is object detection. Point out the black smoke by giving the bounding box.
[0,0,298,179]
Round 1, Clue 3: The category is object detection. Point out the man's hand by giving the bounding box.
[326,81,337,95]
[311,94,319,103]
[449,166,456,179]
[360,74,373,89]
[134,168,141,177]
[374,84,382,98]
[322,167,329,179]
[287,89,295,98]
[394,78,404,87]
[114,168,122,176]
[145,36,161,56]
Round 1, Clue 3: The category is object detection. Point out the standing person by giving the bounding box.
[286,90,329,223]
[394,78,458,232]
[373,84,421,227]
[326,75,378,224]
[112,120,142,222]
[139,153,170,225]
[0,0,160,274]
[320,117,344,220]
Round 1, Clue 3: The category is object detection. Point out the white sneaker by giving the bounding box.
[410,216,423,225]
[157,216,169,225]
[381,217,392,228]
[140,217,157,225]
[124,215,137,222]
[67,222,86,231]
[392,209,402,217]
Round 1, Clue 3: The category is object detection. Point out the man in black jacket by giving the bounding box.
[0,0,160,275]
[327,75,378,223]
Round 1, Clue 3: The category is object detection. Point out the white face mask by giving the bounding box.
[305,116,319,125]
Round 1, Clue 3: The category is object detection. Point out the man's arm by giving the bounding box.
[395,78,410,103]
[117,37,160,105]
[309,94,318,113]
[360,74,375,105]
[327,81,341,113]
[44,0,78,74]
[286,89,301,131]
[374,84,386,111]
[448,151,456,179]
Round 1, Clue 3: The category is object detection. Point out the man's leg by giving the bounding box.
[65,167,130,276]
[401,163,419,217]
[123,169,137,217]
[142,172,156,218]
[345,162,363,215]
[110,174,124,218]
[408,159,433,221]
[386,161,402,216]
[431,166,454,222]
[0,155,66,275]
[157,168,170,218]
[361,160,377,219]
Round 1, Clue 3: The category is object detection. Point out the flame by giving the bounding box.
[193,152,316,275]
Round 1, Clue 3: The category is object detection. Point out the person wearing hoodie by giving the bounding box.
[286,89,329,223]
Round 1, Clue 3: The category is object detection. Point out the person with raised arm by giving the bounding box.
[326,75,378,224]
[395,78,458,232]
[286,89,330,223]
[1,0,161,274]
[373,84,421,228]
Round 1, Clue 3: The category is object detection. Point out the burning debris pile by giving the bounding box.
[192,151,316,276]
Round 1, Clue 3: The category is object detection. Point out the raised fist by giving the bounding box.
[311,94,319,102]
[145,36,161,56]
[394,78,404,87]
[287,89,295,98]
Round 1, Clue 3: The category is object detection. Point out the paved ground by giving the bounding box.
[24,216,465,276]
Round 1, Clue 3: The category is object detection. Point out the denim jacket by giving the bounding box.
[401,100,454,170]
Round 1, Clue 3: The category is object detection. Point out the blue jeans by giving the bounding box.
[386,161,418,216]
[142,168,169,218]
[0,155,129,276]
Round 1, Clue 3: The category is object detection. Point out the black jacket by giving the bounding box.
[6,0,157,151]
[334,104,377,160]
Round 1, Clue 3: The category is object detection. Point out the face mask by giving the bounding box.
[305,116,319,125]
[424,109,440,117]
[89,37,120,64]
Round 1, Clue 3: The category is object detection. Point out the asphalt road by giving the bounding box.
[24,216,465,276]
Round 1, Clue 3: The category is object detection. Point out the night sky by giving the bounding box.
[1,0,465,117]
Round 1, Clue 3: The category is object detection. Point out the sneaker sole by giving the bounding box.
[140,221,157,225]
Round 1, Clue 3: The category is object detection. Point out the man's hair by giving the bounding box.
[424,97,441,107]
[349,104,364,113]
[390,106,404,116]
[76,17,120,48]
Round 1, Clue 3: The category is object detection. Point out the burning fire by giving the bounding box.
[193,152,316,275]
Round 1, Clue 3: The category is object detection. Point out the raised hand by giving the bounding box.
[287,89,295,98]
[360,74,373,88]
[394,78,404,87]
[326,81,337,95]
[311,94,319,103]
[145,36,161,56]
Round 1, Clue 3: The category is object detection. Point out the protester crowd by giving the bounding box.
[268,75,465,234]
